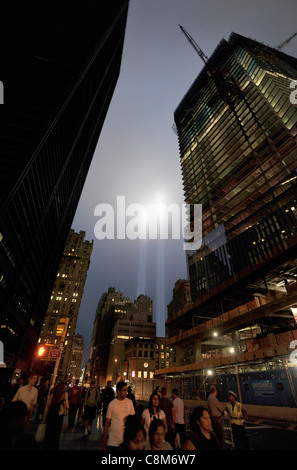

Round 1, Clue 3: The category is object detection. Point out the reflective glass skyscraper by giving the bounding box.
[173,33,297,325]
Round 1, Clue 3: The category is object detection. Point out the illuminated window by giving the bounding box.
[138,371,142,378]
[143,371,147,378]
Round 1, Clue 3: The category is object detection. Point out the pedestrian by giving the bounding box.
[207,385,226,449]
[83,381,100,436]
[127,386,137,412]
[154,385,162,397]
[172,388,186,447]
[96,385,102,413]
[43,381,69,450]
[226,390,249,450]
[77,383,87,424]
[10,376,24,401]
[0,400,39,450]
[12,372,38,424]
[119,414,146,450]
[144,418,173,450]
[141,391,167,441]
[101,380,115,426]
[68,379,82,428]
[182,406,221,450]
[102,381,135,450]
[159,387,174,445]
[36,378,49,422]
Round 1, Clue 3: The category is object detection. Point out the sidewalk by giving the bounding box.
[59,412,103,450]
[28,411,104,450]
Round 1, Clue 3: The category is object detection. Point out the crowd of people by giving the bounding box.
[102,382,249,451]
[0,374,250,451]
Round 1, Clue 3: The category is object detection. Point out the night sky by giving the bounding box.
[71,0,297,365]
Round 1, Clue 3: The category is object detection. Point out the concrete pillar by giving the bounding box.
[232,331,240,356]
[194,339,202,363]
[174,346,183,366]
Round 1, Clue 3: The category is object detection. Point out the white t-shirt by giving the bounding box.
[141,408,166,440]
[12,385,38,411]
[106,397,135,447]
[173,397,185,424]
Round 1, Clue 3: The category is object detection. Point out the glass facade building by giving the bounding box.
[174,33,297,318]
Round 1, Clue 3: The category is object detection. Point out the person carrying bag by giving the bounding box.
[42,382,69,449]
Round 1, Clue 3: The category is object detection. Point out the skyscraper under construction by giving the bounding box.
[175,31,297,318]
[161,33,297,410]
[0,1,130,373]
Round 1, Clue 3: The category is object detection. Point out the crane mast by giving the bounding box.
[178,25,288,202]
[179,24,209,66]
[277,32,297,50]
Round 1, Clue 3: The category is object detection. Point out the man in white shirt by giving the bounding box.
[12,373,38,423]
[172,388,186,447]
[102,381,135,450]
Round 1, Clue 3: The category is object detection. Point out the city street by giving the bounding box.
[245,419,297,450]
[59,413,103,450]
[25,412,297,451]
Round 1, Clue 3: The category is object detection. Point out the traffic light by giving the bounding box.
[35,344,61,360]
[37,346,45,357]
[36,345,47,358]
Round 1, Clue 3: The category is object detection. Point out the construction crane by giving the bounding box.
[179,24,209,66]
[277,32,297,50]
[178,24,236,99]
[178,25,290,191]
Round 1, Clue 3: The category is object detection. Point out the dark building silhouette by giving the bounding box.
[0,1,130,372]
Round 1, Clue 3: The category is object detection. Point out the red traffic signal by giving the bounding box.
[35,344,60,360]
[37,345,47,358]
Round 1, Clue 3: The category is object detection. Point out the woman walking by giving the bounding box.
[43,382,69,450]
[182,406,221,450]
[144,419,173,450]
[141,392,167,440]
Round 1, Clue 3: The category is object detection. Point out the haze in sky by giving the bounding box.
[72,0,297,364]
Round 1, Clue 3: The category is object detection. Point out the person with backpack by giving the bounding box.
[83,381,100,436]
